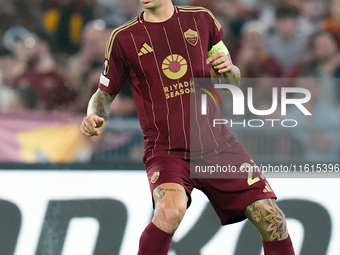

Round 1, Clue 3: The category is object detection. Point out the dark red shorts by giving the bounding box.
[145,140,276,225]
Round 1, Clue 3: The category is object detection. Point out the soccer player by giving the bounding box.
[80,0,295,254]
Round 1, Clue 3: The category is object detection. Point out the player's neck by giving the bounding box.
[143,2,174,23]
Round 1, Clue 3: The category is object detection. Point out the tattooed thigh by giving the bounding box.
[152,183,186,202]
[245,198,289,241]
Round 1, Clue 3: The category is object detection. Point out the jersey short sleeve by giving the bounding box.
[204,10,223,51]
[98,30,130,95]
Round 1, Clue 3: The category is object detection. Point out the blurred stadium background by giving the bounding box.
[0,0,339,254]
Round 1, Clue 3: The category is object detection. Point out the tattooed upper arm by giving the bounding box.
[87,88,117,120]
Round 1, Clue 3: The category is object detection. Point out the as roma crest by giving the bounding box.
[150,171,160,184]
[184,29,198,46]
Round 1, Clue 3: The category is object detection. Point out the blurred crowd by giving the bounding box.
[0,0,139,115]
[0,0,339,162]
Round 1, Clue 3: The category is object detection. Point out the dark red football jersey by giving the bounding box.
[99,6,234,161]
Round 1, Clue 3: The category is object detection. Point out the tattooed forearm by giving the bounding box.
[87,89,116,120]
[221,65,241,87]
[245,199,289,241]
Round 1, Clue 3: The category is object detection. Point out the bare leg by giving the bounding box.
[245,198,288,241]
[152,182,188,233]
[137,183,188,255]
[245,198,295,254]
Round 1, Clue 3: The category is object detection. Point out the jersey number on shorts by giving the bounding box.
[240,160,265,186]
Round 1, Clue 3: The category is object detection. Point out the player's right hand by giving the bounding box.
[80,114,105,137]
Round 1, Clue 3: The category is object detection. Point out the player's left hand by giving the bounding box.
[206,52,241,87]
[206,52,232,75]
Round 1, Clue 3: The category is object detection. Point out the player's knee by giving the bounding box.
[162,204,186,224]
[153,202,186,233]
